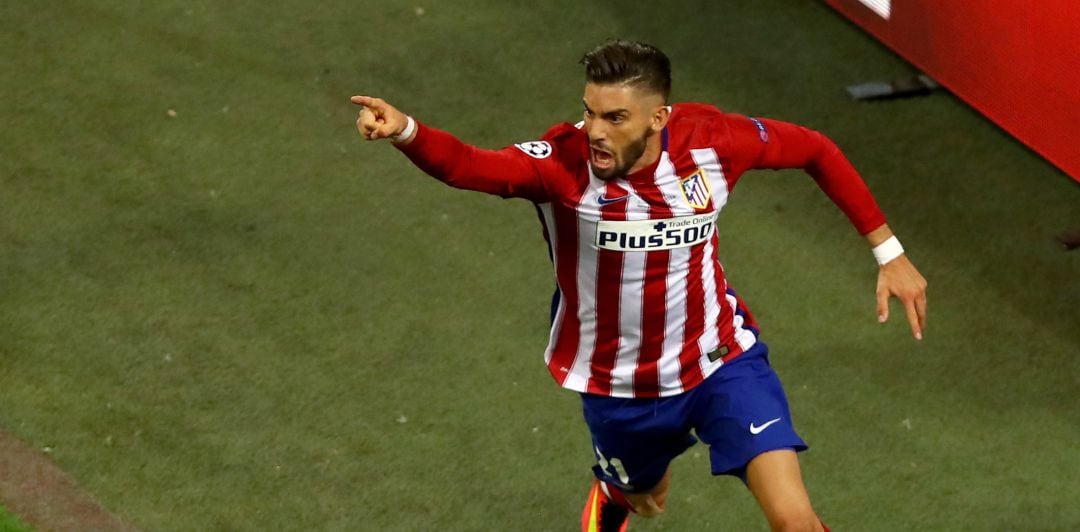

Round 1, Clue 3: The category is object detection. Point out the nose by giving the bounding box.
[586,117,606,144]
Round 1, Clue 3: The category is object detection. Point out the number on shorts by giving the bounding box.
[595,447,630,485]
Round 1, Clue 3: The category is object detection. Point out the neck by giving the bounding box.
[625,131,664,176]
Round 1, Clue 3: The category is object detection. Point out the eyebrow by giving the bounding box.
[582,100,630,119]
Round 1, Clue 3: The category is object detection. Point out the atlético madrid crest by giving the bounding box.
[680,168,712,209]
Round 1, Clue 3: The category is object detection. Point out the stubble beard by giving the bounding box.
[593,128,652,181]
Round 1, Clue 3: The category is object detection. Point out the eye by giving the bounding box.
[609,115,625,124]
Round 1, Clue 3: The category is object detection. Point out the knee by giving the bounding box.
[630,494,666,518]
[625,488,668,518]
[768,510,823,532]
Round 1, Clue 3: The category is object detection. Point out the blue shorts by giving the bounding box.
[581,342,807,493]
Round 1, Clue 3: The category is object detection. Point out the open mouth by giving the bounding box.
[590,146,615,170]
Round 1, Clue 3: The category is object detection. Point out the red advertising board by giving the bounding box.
[823,0,1080,182]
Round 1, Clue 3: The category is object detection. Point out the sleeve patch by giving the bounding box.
[749,117,769,144]
[514,141,553,159]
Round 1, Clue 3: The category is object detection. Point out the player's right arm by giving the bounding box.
[351,95,549,201]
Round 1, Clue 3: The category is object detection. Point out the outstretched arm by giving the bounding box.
[350,95,549,201]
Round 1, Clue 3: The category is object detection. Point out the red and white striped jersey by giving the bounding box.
[397,103,885,398]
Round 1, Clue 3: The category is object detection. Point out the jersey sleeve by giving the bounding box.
[725,114,886,235]
[394,121,554,203]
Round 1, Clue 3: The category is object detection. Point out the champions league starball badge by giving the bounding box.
[514,141,553,159]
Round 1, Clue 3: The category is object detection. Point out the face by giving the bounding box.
[582,82,668,180]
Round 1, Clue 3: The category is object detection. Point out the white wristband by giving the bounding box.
[391,116,416,143]
[873,236,904,266]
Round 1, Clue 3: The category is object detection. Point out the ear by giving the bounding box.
[652,105,671,132]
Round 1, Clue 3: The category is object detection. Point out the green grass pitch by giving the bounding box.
[1,1,1077,530]
[0,505,33,532]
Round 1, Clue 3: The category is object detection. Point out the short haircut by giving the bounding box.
[580,40,672,101]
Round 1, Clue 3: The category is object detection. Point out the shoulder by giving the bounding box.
[669,103,766,148]
[669,103,750,134]
[543,121,585,143]
[670,104,728,140]
[512,122,587,166]
[543,122,588,160]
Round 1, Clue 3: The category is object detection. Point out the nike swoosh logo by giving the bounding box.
[749,418,782,435]
[597,194,630,206]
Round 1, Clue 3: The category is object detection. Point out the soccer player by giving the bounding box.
[352,40,927,532]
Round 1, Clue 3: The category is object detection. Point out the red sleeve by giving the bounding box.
[727,115,886,235]
[394,121,550,202]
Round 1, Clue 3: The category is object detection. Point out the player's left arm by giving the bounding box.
[729,115,928,339]
[863,224,927,340]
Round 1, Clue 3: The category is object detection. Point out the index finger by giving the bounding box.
[350,95,380,108]
[916,293,927,332]
[904,299,923,340]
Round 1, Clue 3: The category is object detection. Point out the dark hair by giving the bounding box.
[580,40,671,101]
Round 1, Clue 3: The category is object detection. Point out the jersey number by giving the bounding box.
[595,447,630,485]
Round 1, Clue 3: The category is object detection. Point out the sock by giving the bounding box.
[582,480,630,532]
[598,480,635,511]
[598,503,629,532]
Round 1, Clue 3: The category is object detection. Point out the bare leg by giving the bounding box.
[623,467,673,517]
[745,450,824,532]
[582,469,672,532]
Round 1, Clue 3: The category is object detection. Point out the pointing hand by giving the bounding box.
[350,95,412,142]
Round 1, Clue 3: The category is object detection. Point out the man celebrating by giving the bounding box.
[352,40,927,532]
